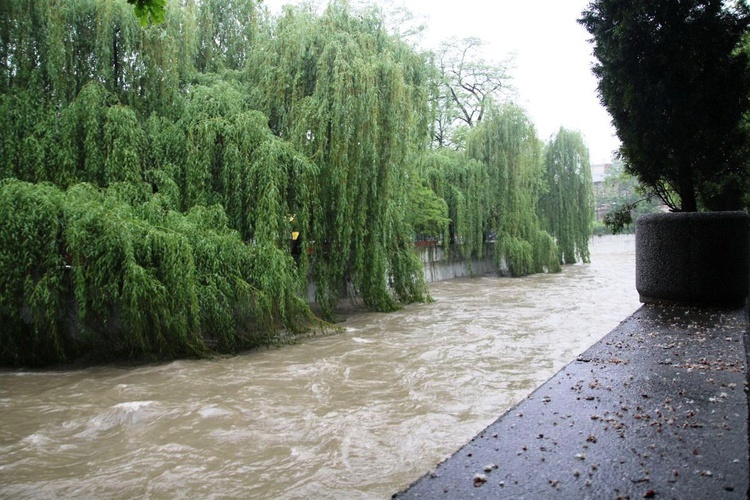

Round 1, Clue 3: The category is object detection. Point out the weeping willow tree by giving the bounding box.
[0,80,320,366]
[424,36,565,276]
[248,1,431,317]
[0,0,326,366]
[0,82,142,187]
[418,149,489,264]
[194,0,257,72]
[540,128,594,264]
[0,0,192,114]
[0,0,598,366]
[0,0,198,188]
[0,178,315,366]
[466,104,560,276]
[404,175,451,239]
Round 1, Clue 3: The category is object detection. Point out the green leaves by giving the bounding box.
[419,149,488,262]
[466,104,560,276]
[0,179,317,366]
[0,180,66,365]
[580,0,750,211]
[0,0,599,366]
[602,204,634,235]
[539,128,593,264]
[250,2,431,317]
[406,178,450,237]
[127,0,167,26]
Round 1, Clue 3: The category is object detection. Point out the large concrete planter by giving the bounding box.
[635,211,750,308]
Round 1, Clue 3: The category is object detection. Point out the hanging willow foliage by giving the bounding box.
[0,0,597,366]
[248,1,431,318]
[404,175,450,238]
[539,128,594,264]
[0,179,69,365]
[0,0,180,108]
[466,104,561,276]
[194,0,258,72]
[62,182,204,360]
[0,178,317,366]
[418,149,489,264]
[0,91,57,184]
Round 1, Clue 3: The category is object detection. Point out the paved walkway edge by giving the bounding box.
[395,304,750,499]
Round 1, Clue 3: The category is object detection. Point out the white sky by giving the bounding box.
[263,0,620,164]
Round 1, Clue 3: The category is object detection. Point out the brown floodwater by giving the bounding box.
[0,235,639,499]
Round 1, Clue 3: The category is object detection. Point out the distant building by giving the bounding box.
[590,162,612,185]
[591,163,613,221]
[590,161,668,224]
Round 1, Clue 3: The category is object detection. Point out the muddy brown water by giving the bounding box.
[0,235,639,499]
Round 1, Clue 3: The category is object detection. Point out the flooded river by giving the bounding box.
[0,235,640,499]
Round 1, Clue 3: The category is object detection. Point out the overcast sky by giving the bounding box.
[263,0,620,164]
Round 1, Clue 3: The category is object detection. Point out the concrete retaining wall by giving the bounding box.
[418,243,497,283]
[306,243,498,303]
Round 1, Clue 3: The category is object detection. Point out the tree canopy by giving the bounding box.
[539,128,593,264]
[0,0,596,365]
[580,0,750,211]
[430,37,514,148]
[467,104,561,276]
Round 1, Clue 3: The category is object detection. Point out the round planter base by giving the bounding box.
[635,211,750,308]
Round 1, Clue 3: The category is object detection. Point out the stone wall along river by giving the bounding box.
[0,235,640,499]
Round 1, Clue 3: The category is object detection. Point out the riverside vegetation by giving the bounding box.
[0,0,594,366]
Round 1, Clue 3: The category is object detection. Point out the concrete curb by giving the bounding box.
[395,305,749,499]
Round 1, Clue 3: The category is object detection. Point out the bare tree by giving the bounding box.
[431,37,515,148]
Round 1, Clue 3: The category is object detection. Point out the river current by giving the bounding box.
[0,235,639,499]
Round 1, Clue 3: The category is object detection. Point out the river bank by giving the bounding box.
[0,235,640,499]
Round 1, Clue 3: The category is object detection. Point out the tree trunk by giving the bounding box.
[678,165,697,212]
